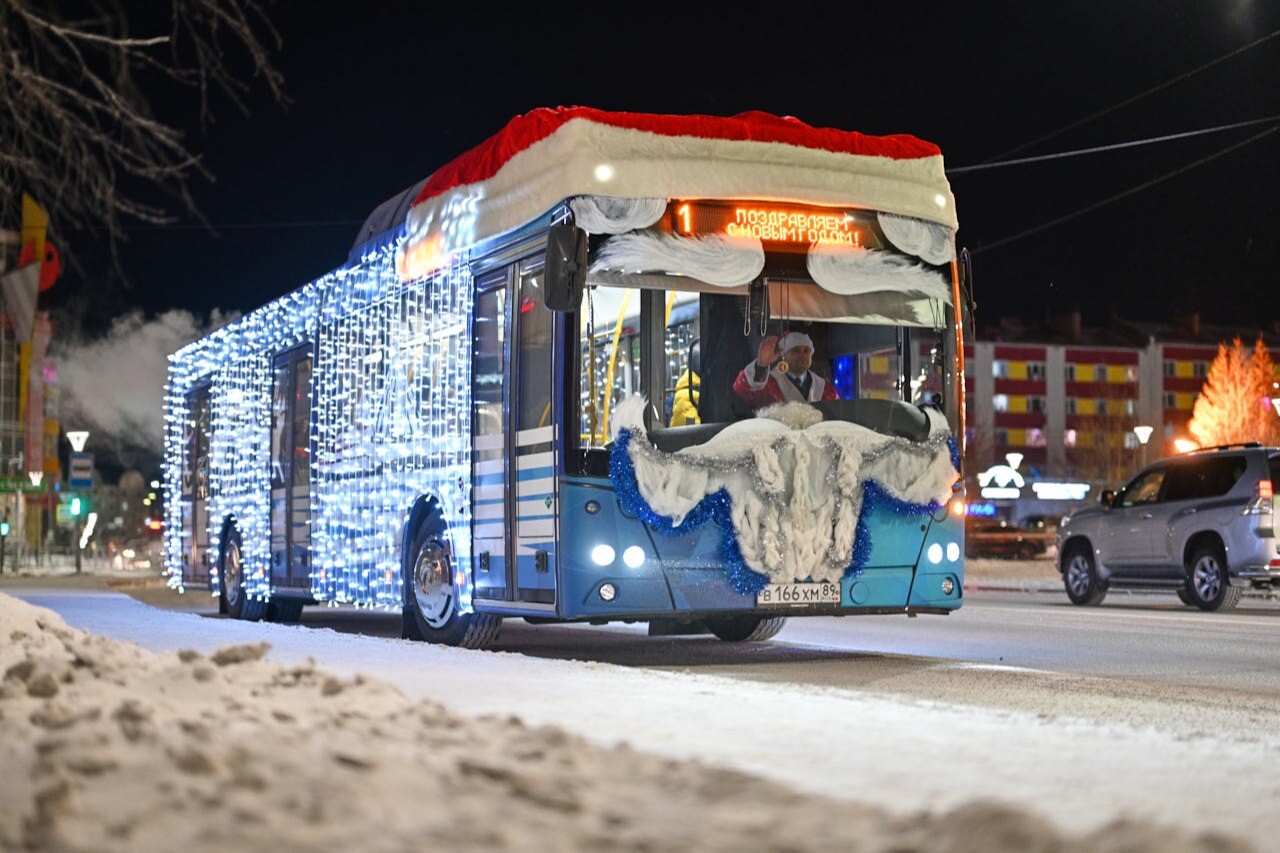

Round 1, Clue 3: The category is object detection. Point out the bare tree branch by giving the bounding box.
[0,0,287,251]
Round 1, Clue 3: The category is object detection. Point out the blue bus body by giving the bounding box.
[165,108,968,646]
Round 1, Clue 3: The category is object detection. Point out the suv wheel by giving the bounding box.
[1062,543,1107,606]
[1185,542,1243,612]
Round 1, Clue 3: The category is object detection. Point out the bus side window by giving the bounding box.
[579,286,642,446]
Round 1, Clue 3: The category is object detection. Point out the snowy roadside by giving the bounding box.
[0,590,1265,852]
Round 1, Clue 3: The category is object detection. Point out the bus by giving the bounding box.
[165,106,972,648]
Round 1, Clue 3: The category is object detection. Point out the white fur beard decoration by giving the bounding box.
[609,396,958,586]
[806,243,952,303]
[590,231,766,287]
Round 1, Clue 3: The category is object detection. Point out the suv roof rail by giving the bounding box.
[1186,442,1263,454]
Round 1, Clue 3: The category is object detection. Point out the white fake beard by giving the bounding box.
[618,398,957,583]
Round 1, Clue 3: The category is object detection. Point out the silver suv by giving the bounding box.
[1057,443,1280,611]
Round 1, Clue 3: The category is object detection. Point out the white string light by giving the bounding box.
[164,244,474,611]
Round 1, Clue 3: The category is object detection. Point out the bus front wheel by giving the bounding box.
[705,614,787,642]
[403,524,500,649]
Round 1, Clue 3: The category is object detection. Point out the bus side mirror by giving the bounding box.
[544,225,587,312]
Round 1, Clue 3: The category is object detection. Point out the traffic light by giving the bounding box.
[0,515,9,537]
[70,497,82,516]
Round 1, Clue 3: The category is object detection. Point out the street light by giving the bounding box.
[1133,425,1153,468]
[66,429,91,573]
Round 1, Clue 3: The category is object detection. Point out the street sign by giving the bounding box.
[69,452,94,488]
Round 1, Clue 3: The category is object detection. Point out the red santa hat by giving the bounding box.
[399,107,956,279]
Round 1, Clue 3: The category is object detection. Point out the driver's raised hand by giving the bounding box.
[757,335,780,365]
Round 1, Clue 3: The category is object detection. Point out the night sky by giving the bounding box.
[46,2,1280,338]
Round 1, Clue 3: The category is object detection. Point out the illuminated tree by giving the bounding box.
[1249,336,1280,446]
[1189,336,1280,447]
[0,1,286,240]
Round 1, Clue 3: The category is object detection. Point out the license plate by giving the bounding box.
[756,582,841,607]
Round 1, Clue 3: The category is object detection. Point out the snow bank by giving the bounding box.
[0,593,1250,852]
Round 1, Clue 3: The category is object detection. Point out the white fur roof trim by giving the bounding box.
[569,196,667,235]
[404,118,957,264]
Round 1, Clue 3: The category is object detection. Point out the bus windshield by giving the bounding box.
[576,276,955,457]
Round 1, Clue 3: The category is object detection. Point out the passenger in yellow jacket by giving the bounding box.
[669,369,701,426]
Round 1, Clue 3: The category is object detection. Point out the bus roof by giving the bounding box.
[400,107,957,278]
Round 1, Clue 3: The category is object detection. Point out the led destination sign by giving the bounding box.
[667,201,881,250]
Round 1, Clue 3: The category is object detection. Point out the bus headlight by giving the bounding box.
[622,546,645,568]
[946,542,960,562]
[591,544,615,566]
[927,543,943,564]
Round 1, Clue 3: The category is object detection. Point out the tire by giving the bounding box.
[267,598,305,623]
[705,615,788,642]
[1185,542,1243,612]
[1175,587,1197,607]
[220,524,268,621]
[1062,543,1107,606]
[403,520,501,649]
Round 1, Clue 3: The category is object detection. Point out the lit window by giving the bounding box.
[1027,428,1047,447]
[1125,366,1137,382]
[1064,429,1077,447]
[992,394,1009,412]
[992,360,1008,378]
[1125,399,1135,415]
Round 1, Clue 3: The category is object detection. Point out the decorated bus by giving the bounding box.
[165,106,973,648]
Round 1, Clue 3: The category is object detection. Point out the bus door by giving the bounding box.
[269,345,313,589]
[471,259,558,606]
[181,384,211,584]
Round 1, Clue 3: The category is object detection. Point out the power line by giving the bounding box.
[68,219,364,232]
[976,124,1279,253]
[979,27,1280,164]
[949,115,1280,174]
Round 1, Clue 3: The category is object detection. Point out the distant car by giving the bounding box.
[1057,443,1280,611]
[965,518,1052,559]
[113,538,162,571]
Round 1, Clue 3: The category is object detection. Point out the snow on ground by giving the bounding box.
[0,590,1260,852]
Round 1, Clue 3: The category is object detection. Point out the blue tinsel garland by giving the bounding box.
[610,429,769,594]
[609,428,949,593]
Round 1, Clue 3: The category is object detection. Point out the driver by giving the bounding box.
[733,331,839,408]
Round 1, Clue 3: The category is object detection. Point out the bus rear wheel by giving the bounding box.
[705,614,787,642]
[220,524,268,621]
[403,525,500,649]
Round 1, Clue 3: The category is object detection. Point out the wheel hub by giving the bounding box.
[1066,555,1091,596]
[1193,555,1221,601]
[224,541,243,607]
[413,543,455,629]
